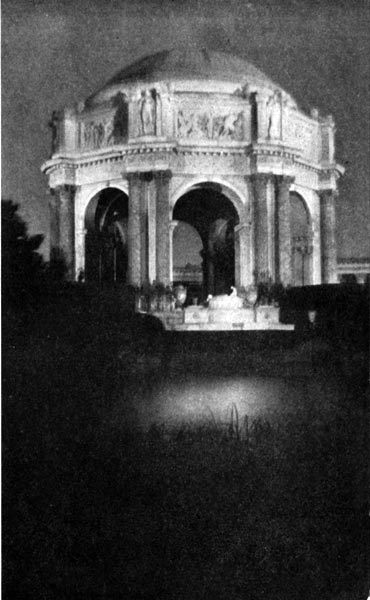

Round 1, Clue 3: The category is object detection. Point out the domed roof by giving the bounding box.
[88,47,279,104]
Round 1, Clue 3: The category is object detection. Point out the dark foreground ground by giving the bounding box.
[2,286,369,599]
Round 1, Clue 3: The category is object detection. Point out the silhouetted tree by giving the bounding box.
[46,248,68,283]
[2,200,45,310]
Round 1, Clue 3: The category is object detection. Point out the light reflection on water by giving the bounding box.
[112,372,340,429]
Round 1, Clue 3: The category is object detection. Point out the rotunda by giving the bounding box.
[42,47,344,294]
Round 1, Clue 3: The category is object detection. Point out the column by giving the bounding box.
[206,244,216,296]
[147,177,157,284]
[154,170,172,286]
[311,211,321,285]
[127,173,142,286]
[169,220,179,285]
[320,189,337,283]
[234,223,253,288]
[249,173,273,283]
[276,175,294,287]
[139,174,152,285]
[74,219,86,279]
[54,185,76,280]
[49,189,60,261]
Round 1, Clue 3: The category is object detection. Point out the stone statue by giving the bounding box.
[177,110,190,137]
[206,286,244,310]
[48,110,60,154]
[140,89,156,135]
[110,92,128,143]
[92,123,104,148]
[105,119,114,145]
[266,90,282,139]
[222,114,237,138]
[83,122,93,148]
[198,113,211,138]
[212,113,243,141]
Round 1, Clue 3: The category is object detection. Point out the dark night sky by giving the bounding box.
[2,0,370,259]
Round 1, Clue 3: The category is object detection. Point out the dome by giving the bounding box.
[87,47,279,104]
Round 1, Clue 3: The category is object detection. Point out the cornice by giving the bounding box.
[41,143,249,175]
[319,161,345,177]
[246,142,300,161]
[176,145,246,157]
[42,143,344,180]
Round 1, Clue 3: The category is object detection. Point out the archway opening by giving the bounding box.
[172,185,239,299]
[84,188,128,284]
[290,192,312,287]
[172,222,203,296]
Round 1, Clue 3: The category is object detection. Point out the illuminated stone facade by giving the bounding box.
[42,48,344,291]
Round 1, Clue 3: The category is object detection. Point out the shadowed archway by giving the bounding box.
[290,192,312,287]
[84,188,128,284]
[172,184,240,298]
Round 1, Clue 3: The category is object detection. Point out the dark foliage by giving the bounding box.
[2,200,46,311]
[2,239,369,599]
[2,286,369,599]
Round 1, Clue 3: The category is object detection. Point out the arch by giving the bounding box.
[172,222,203,301]
[84,187,129,284]
[290,191,313,286]
[81,181,129,218]
[170,177,248,223]
[172,183,241,297]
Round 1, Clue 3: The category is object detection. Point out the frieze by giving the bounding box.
[173,150,247,175]
[176,109,245,141]
[284,112,318,161]
[78,92,129,150]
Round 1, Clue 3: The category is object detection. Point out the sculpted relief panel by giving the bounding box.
[79,119,113,150]
[280,104,319,162]
[57,90,249,154]
[78,92,129,151]
[177,108,245,142]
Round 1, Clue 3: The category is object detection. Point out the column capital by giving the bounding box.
[276,175,295,188]
[127,169,172,185]
[51,183,77,195]
[318,188,338,201]
[126,171,153,183]
[235,222,252,234]
[170,219,179,232]
[247,172,274,184]
[153,169,172,183]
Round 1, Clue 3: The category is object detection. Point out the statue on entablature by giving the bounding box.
[139,89,156,135]
[266,90,282,140]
